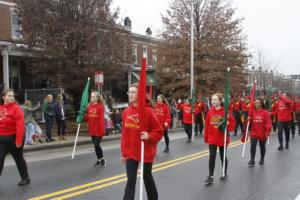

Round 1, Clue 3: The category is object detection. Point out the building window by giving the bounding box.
[132,46,137,64]
[143,47,148,64]
[9,59,21,90]
[152,49,157,66]
[11,13,21,39]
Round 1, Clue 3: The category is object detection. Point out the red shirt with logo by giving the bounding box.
[249,108,272,141]
[121,105,163,163]
[0,102,25,146]
[154,103,171,130]
[274,96,293,122]
[177,103,193,124]
[204,106,235,146]
[84,103,105,137]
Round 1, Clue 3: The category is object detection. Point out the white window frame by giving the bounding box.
[11,11,22,40]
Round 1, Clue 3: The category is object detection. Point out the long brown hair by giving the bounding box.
[56,94,64,106]
[91,91,104,105]
[0,89,14,105]
[129,83,154,107]
[157,94,170,109]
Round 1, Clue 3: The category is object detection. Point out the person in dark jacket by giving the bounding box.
[55,94,66,140]
[42,94,55,142]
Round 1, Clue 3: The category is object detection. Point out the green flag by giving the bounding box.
[191,87,196,112]
[219,68,231,132]
[267,86,272,111]
[76,77,90,124]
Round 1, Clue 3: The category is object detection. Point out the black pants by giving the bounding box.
[195,113,204,135]
[123,159,158,200]
[163,130,169,148]
[0,135,29,180]
[91,136,103,159]
[233,111,244,134]
[184,123,192,140]
[291,120,295,135]
[272,116,277,132]
[297,112,300,133]
[55,118,66,136]
[250,138,266,161]
[277,121,290,146]
[208,145,228,176]
[44,115,54,139]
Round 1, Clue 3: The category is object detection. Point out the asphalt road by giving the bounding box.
[1,130,300,200]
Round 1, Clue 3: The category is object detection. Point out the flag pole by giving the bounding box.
[191,1,195,138]
[222,67,230,178]
[71,123,81,159]
[139,141,145,200]
[241,121,250,157]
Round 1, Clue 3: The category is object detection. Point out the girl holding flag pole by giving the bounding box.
[241,98,272,166]
[204,93,235,185]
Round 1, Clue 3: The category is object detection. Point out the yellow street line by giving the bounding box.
[29,140,243,200]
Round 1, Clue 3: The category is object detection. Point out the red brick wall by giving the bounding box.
[0,3,12,41]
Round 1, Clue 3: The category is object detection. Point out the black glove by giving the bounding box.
[218,118,227,133]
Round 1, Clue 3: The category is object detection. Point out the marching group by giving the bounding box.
[0,86,299,200]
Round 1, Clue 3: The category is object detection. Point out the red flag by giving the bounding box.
[248,80,257,117]
[138,56,147,131]
[149,80,153,100]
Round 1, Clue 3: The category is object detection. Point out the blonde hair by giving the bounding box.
[91,91,104,104]
[45,94,53,102]
[56,94,64,105]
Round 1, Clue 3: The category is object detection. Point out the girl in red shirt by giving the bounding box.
[154,94,171,153]
[0,89,30,186]
[204,93,235,185]
[177,99,193,143]
[121,84,163,200]
[84,91,106,167]
[242,98,272,166]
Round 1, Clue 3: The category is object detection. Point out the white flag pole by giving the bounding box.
[222,127,228,177]
[267,136,270,144]
[241,120,250,157]
[139,141,145,200]
[71,123,81,159]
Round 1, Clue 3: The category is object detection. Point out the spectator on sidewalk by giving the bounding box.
[55,94,66,141]
[22,100,41,145]
[42,94,55,142]
[112,109,122,133]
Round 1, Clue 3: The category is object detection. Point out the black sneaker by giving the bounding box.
[195,133,198,136]
[248,160,255,167]
[292,134,295,138]
[100,158,107,168]
[186,139,192,143]
[163,147,169,153]
[277,145,284,151]
[204,176,213,185]
[285,143,289,149]
[93,160,101,167]
[18,178,30,186]
[259,160,264,165]
[220,174,228,181]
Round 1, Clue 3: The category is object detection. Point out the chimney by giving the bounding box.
[124,17,132,31]
[146,27,152,36]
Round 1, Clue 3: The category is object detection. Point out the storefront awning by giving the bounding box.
[131,71,157,86]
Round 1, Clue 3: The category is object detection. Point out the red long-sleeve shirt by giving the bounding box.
[0,102,25,146]
[249,108,272,141]
[274,96,293,122]
[121,105,163,163]
[154,103,171,130]
[204,106,235,146]
[177,103,193,124]
[84,103,105,137]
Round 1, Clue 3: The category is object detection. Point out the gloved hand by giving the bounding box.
[218,118,227,133]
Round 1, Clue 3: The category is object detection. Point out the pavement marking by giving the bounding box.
[295,193,300,200]
[29,140,243,200]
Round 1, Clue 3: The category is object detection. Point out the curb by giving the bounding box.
[23,127,184,152]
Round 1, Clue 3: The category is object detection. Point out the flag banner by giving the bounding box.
[76,78,90,124]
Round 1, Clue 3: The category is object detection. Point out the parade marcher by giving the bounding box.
[295,97,300,134]
[241,99,272,166]
[204,93,235,185]
[231,96,244,136]
[271,97,279,132]
[273,92,293,150]
[177,98,193,143]
[0,89,30,186]
[54,94,66,140]
[84,91,106,167]
[121,84,163,200]
[154,94,171,153]
[23,100,41,145]
[194,95,207,136]
[42,94,55,142]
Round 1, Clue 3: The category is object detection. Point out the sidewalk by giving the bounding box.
[23,128,184,152]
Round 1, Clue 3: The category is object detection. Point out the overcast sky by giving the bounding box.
[112,0,300,75]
